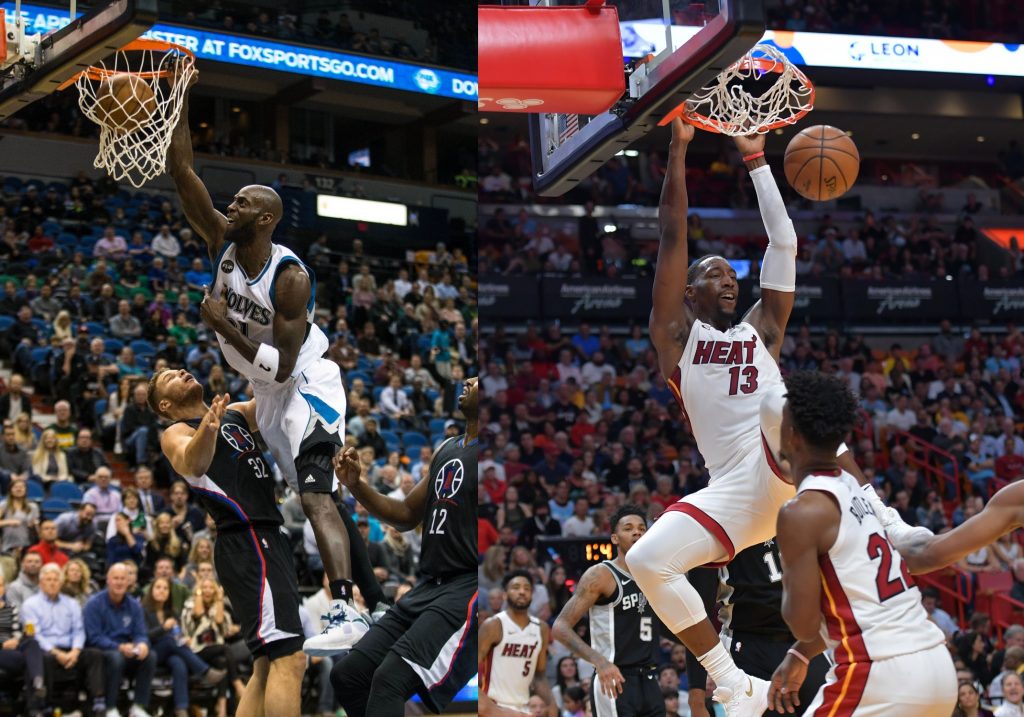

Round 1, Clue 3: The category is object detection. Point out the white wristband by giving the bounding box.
[253,344,280,380]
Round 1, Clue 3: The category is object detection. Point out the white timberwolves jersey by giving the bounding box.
[668,321,783,477]
[485,611,542,712]
[799,471,945,664]
[212,242,328,390]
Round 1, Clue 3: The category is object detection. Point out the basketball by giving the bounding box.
[94,73,156,132]
[783,125,860,201]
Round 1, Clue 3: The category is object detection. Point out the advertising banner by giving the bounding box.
[479,275,540,319]
[841,280,953,320]
[540,277,652,321]
[959,278,1024,320]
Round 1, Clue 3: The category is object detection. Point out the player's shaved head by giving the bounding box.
[243,184,283,223]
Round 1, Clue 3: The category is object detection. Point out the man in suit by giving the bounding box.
[134,467,166,517]
[0,373,28,423]
[67,428,109,484]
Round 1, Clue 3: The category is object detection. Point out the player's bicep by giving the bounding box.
[271,267,312,377]
[479,617,502,666]
[554,566,609,632]
[160,425,196,477]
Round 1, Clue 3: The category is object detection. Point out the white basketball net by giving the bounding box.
[74,44,196,188]
[683,43,814,135]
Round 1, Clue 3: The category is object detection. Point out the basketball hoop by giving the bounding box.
[661,43,815,135]
[59,39,197,188]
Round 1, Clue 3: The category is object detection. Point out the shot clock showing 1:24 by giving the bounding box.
[538,536,615,577]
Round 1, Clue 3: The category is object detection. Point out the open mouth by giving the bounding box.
[720,292,736,302]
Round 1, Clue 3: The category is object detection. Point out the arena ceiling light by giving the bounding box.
[317,195,408,226]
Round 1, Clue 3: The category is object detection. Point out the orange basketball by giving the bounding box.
[783,125,860,201]
[94,74,157,132]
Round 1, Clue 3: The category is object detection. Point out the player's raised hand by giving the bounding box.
[170,56,199,89]
[332,447,362,488]
[200,286,228,330]
[203,393,230,432]
[733,131,766,157]
[670,117,695,145]
[595,658,626,698]
[768,650,807,714]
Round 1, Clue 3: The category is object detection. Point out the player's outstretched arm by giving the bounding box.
[160,394,230,477]
[551,564,625,699]
[199,266,307,384]
[333,447,427,531]
[650,118,696,375]
[166,75,227,256]
[903,481,1024,574]
[776,492,837,643]
[737,132,796,360]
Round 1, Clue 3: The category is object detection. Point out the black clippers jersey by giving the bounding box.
[589,561,660,669]
[419,435,477,578]
[718,540,791,640]
[179,409,281,532]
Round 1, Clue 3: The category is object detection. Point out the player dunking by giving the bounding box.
[167,72,364,654]
[330,377,478,717]
[769,372,955,716]
[479,570,557,717]
[147,370,306,717]
[624,118,798,715]
[552,505,665,717]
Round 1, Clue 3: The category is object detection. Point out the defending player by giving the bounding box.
[147,369,306,717]
[167,71,364,654]
[770,371,955,716]
[330,377,478,717]
[625,117,799,715]
[480,570,557,717]
[552,505,665,717]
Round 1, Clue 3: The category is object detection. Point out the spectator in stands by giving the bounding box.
[26,519,68,566]
[166,481,204,544]
[133,466,165,517]
[6,550,42,607]
[47,400,77,449]
[996,438,1024,483]
[142,576,225,717]
[0,569,45,716]
[105,486,150,541]
[21,563,105,717]
[109,299,142,340]
[29,283,60,323]
[146,513,186,575]
[991,647,1024,709]
[82,466,121,529]
[120,383,157,469]
[67,428,109,484]
[84,562,156,717]
[31,428,70,484]
[0,478,38,554]
[562,498,595,538]
[61,558,96,607]
[0,374,29,423]
[996,673,1024,717]
[181,577,246,705]
[151,225,180,259]
[921,586,959,639]
[179,538,214,590]
[94,227,127,260]
[106,511,145,569]
[54,502,97,557]
[0,420,32,486]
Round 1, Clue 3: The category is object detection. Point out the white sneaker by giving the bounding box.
[713,675,770,717]
[128,705,153,717]
[303,600,370,656]
[105,709,120,717]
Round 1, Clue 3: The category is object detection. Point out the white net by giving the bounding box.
[73,42,196,188]
[683,43,814,135]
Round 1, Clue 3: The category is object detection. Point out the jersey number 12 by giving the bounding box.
[429,508,448,535]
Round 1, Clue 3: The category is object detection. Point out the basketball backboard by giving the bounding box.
[526,0,765,196]
[0,0,156,121]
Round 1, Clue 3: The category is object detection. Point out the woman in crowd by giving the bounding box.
[180,537,215,590]
[0,478,38,555]
[495,484,530,533]
[101,376,134,452]
[994,532,1022,570]
[381,525,415,582]
[181,577,246,711]
[106,511,145,568]
[954,680,994,717]
[552,656,581,712]
[145,511,186,575]
[52,310,73,341]
[116,346,144,378]
[478,545,506,594]
[546,564,572,617]
[60,558,95,607]
[31,429,70,484]
[203,365,230,403]
[13,412,36,452]
[104,486,150,541]
[143,576,225,717]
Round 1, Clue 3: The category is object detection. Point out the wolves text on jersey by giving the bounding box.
[222,285,272,326]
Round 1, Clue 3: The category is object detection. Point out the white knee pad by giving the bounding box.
[626,511,726,634]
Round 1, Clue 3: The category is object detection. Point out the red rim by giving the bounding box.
[659,59,816,133]
[57,39,195,90]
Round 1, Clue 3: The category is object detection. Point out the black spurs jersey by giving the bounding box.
[420,435,477,578]
[590,561,661,669]
[178,409,281,532]
[718,540,790,640]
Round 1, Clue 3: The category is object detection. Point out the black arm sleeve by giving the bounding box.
[684,566,720,692]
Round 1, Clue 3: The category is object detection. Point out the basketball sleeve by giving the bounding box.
[750,165,797,293]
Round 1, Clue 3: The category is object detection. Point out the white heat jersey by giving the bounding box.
[669,321,783,478]
[800,471,945,664]
[484,611,543,712]
[211,242,328,392]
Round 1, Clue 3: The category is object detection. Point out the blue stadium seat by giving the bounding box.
[3,177,23,192]
[429,418,447,435]
[30,347,51,365]
[49,483,83,503]
[130,340,156,355]
[405,446,422,462]
[403,433,427,450]
[372,386,385,404]
[135,355,152,369]
[83,322,107,336]
[94,399,108,421]
[25,480,45,502]
[379,430,400,453]
[31,318,50,335]
[346,371,372,386]
[426,389,439,403]
[0,316,12,332]
[41,498,71,520]
[104,338,124,354]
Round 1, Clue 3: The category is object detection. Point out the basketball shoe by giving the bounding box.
[713,675,770,717]
[303,599,371,656]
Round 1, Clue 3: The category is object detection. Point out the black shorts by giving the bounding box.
[348,572,476,713]
[214,525,304,661]
[728,633,829,717]
[591,666,665,717]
